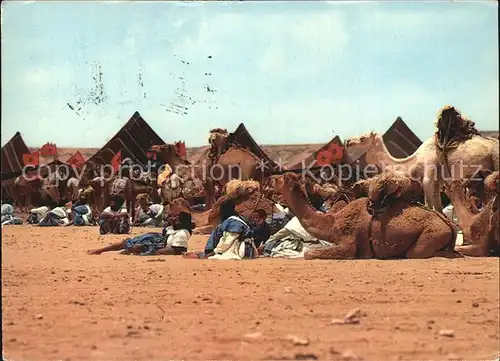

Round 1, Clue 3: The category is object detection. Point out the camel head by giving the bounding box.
[367,172,414,215]
[208,128,229,155]
[352,178,377,198]
[344,131,379,163]
[435,105,478,144]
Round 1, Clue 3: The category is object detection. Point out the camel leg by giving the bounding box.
[406,229,460,258]
[304,238,356,260]
[423,177,435,210]
[433,180,443,213]
[130,199,136,222]
[455,244,488,257]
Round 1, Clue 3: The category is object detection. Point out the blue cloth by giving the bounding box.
[190,204,206,211]
[72,205,90,226]
[124,232,166,256]
[205,215,251,252]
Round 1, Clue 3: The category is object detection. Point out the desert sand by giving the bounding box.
[2,226,499,360]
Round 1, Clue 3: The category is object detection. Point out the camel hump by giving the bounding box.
[225,179,260,199]
[368,172,414,205]
[111,177,128,195]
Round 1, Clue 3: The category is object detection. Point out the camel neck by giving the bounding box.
[283,183,334,242]
[374,135,417,168]
[447,185,476,232]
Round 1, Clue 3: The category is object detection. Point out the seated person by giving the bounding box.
[250,209,271,248]
[38,202,72,227]
[138,202,164,227]
[27,204,50,224]
[99,195,130,235]
[1,203,23,226]
[183,199,257,260]
[87,212,194,255]
[443,202,459,224]
[72,196,94,226]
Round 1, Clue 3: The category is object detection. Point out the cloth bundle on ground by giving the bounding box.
[1,204,23,226]
[38,206,71,227]
[27,206,50,224]
[262,216,333,258]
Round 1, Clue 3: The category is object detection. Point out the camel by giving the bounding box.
[148,143,190,174]
[445,171,499,256]
[201,128,271,207]
[166,179,276,234]
[166,198,211,232]
[208,179,275,224]
[12,175,43,212]
[148,143,200,206]
[345,106,499,212]
[107,175,157,222]
[271,172,458,259]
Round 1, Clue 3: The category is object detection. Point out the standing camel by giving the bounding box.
[12,175,42,212]
[200,129,271,207]
[345,106,499,212]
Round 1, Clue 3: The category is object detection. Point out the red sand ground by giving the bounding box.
[2,226,499,361]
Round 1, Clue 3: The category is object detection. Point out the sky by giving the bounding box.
[1,1,498,148]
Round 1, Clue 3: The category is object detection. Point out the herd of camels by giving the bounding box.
[7,106,500,258]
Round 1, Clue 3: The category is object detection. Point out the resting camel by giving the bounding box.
[167,179,276,234]
[445,171,499,256]
[166,198,211,232]
[271,172,458,259]
[345,106,499,212]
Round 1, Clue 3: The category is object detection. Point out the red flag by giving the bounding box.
[146,151,157,161]
[67,151,86,169]
[326,141,344,164]
[40,143,58,157]
[23,151,40,167]
[175,141,187,158]
[111,150,121,173]
[315,149,334,166]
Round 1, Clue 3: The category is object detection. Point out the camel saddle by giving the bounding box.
[110,177,129,196]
